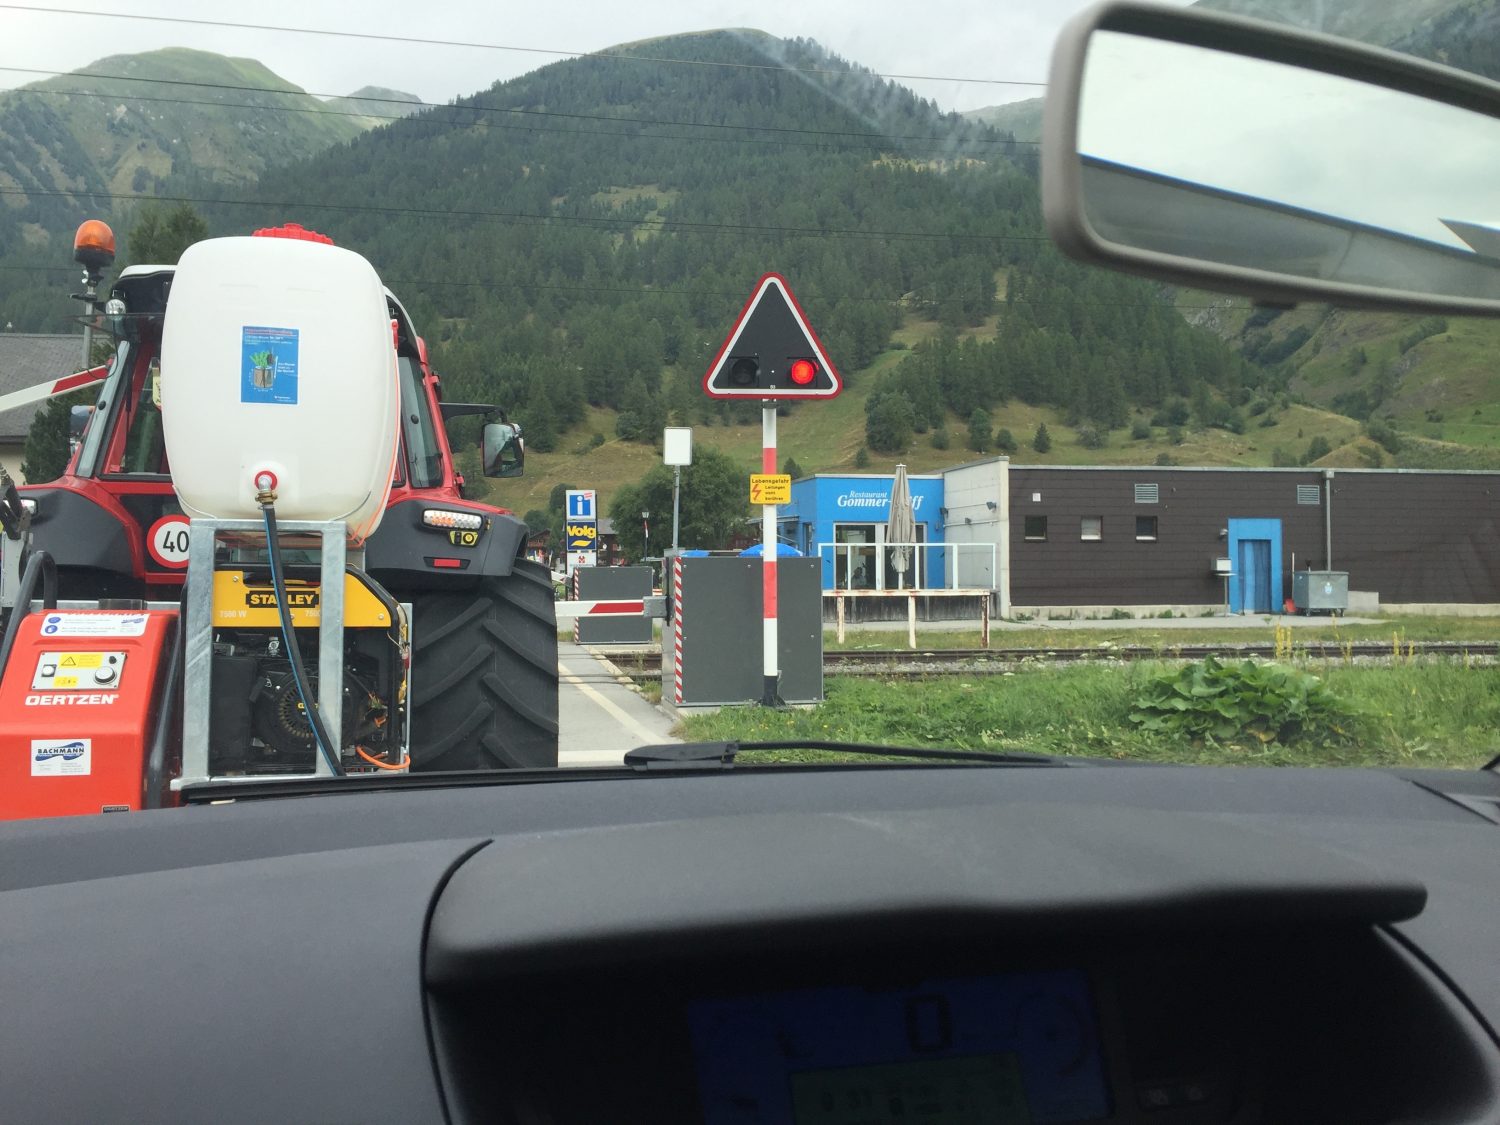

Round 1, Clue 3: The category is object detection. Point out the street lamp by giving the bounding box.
[642,510,650,560]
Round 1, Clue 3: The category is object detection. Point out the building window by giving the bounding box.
[1081,516,1103,541]
[1135,516,1158,541]
[1297,485,1321,505]
[1024,516,1048,541]
[1134,483,1159,504]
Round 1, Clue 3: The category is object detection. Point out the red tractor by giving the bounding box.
[5,220,558,771]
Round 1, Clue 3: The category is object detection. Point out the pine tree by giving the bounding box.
[967,408,992,453]
[1032,422,1052,454]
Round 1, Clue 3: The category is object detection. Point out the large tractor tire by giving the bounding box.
[404,560,559,771]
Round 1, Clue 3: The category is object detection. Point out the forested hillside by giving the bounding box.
[181,31,1263,470]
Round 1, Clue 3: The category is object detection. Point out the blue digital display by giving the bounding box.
[690,969,1110,1124]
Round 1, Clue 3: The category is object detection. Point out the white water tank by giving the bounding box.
[159,235,398,539]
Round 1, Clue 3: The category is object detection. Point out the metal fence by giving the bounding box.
[816,541,997,592]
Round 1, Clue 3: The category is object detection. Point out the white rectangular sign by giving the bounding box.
[32,737,92,776]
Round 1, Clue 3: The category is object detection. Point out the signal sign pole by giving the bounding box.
[703,273,841,709]
[761,403,778,706]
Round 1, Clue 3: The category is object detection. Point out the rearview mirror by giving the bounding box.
[1042,1,1500,315]
[481,422,524,479]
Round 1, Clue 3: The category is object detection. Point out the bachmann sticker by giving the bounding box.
[32,738,91,776]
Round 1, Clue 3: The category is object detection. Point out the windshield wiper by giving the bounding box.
[622,741,1062,771]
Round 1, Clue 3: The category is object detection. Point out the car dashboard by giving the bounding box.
[3,762,1500,1123]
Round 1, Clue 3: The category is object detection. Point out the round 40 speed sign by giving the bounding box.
[146,514,192,570]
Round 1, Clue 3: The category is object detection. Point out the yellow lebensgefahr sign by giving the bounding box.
[750,474,792,505]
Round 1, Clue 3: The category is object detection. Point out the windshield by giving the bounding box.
[1,0,1497,803]
[398,355,445,489]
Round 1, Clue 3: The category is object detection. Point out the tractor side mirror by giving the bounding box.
[482,422,524,478]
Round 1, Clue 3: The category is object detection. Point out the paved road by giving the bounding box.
[557,642,679,767]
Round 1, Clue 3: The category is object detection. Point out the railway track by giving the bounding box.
[602,641,1500,679]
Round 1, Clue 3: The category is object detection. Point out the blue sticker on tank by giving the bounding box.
[241,326,299,405]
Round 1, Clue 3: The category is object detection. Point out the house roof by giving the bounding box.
[0,334,87,442]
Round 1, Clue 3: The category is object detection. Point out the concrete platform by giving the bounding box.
[557,642,679,767]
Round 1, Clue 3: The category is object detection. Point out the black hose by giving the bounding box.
[261,504,343,776]
[0,550,57,680]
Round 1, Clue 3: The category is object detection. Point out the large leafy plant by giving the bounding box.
[1130,657,1352,745]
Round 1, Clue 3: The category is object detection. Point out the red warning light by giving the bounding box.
[789,359,817,386]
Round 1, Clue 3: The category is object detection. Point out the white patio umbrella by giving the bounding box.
[887,463,916,589]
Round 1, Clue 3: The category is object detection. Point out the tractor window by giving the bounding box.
[105,350,169,476]
[398,355,443,489]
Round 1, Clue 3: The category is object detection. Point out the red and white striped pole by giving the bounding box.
[761,402,779,706]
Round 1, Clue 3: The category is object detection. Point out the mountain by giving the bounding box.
[961,99,1042,143]
[3,24,1495,509]
[1194,0,1474,46]
[178,28,1282,515]
[0,49,416,329]
[322,86,424,127]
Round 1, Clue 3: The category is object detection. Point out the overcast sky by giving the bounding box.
[0,0,1191,114]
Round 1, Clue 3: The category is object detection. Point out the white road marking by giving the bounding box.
[558,658,667,749]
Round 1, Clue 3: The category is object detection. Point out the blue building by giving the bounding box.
[781,473,946,591]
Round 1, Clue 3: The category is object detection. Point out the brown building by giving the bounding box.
[1008,466,1500,612]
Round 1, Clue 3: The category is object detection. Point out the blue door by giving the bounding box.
[1240,540,1271,612]
[1228,518,1282,614]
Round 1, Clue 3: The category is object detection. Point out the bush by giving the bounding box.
[1075,425,1106,449]
[930,427,950,451]
[854,446,870,468]
[1364,419,1402,454]
[1129,657,1353,745]
[1154,452,1177,466]
[995,428,1018,454]
[1130,420,1152,441]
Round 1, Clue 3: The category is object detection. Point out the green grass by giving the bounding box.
[681,661,1500,769]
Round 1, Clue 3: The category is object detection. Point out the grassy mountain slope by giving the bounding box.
[961,98,1042,143]
[0,49,415,330]
[323,86,423,128]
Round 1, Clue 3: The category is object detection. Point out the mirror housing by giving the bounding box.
[482,421,524,479]
[1042,1,1500,316]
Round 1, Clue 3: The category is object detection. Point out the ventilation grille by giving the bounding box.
[1133,483,1159,504]
[1297,485,1322,505]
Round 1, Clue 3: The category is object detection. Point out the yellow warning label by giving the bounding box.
[58,653,103,668]
[53,675,79,688]
[750,474,792,505]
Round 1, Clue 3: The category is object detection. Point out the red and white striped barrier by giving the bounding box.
[0,364,110,418]
[553,598,654,620]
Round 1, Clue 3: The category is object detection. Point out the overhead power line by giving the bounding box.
[0,4,1047,88]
